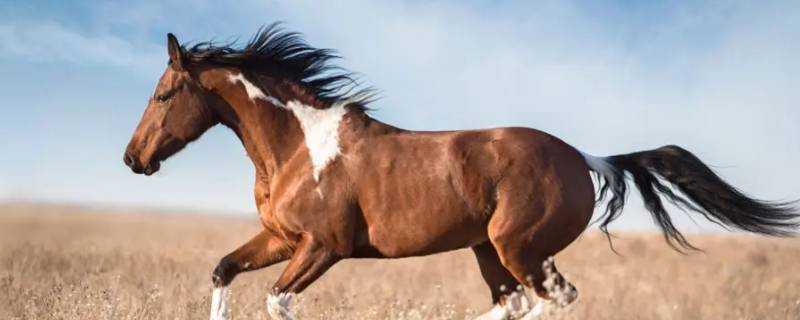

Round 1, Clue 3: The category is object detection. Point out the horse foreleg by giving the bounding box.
[267,234,341,320]
[209,228,292,320]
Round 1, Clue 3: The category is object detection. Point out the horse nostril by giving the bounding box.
[123,152,135,167]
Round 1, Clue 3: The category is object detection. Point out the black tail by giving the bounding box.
[585,145,799,251]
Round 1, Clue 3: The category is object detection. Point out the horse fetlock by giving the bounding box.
[541,257,577,307]
[212,256,240,287]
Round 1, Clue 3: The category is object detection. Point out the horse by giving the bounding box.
[123,24,799,320]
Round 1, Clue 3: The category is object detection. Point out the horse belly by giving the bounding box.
[354,168,491,257]
[347,131,504,258]
[357,202,488,258]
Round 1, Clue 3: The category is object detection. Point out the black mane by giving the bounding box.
[182,23,373,105]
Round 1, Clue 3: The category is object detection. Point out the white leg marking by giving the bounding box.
[266,293,295,320]
[542,256,578,307]
[517,299,544,320]
[531,300,544,317]
[209,286,231,320]
[473,304,508,320]
[505,288,532,318]
[474,288,534,320]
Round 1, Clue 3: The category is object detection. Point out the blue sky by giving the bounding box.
[1,1,798,231]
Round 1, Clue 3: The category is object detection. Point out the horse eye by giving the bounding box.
[156,94,170,103]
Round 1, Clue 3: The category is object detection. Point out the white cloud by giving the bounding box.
[0,20,163,74]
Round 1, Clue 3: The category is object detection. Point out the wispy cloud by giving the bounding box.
[0,20,163,74]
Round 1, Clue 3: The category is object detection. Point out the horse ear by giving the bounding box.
[167,33,185,71]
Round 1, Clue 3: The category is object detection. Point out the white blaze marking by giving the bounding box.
[228,72,349,183]
[266,293,295,320]
[209,286,231,320]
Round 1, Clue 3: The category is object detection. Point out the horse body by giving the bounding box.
[232,80,596,263]
[269,114,596,259]
[124,26,799,320]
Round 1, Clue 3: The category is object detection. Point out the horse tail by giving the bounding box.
[580,145,799,252]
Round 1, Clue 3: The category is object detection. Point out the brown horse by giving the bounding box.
[124,25,798,320]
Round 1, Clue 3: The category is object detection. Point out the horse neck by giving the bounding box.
[201,67,403,182]
[203,69,306,181]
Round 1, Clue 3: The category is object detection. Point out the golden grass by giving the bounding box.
[1,203,799,319]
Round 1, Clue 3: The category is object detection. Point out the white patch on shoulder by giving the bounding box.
[580,151,617,186]
[227,71,351,184]
[285,100,349,182]
[209,286,231,320]
[266,293,295,320]
[228,72,285,107]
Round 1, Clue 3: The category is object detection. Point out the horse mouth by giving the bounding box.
[125,155,161,176]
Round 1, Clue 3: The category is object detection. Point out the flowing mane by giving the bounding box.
[182,23,374,107]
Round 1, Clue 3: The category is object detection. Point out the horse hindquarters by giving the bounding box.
[479,140,595,305]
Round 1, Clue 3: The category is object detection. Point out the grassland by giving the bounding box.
[1,203,799,319]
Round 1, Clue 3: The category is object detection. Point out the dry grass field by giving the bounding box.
[1,203,799,319]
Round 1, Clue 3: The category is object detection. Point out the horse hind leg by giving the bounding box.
[526,257,579,307]
[489,234,580,309]
[490,164,593,312]
[471,242,581,319]
[484,198,589,317]
[472,242,522,304]
[471,242,578,320]
[493,251,579,320]
[472,242,529,320]
[512,258,579,320]
[539,257,578,307]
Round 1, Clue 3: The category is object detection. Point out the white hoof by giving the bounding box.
[505,289,532,317]
[517,300,544,320]
[266,292,295,320]
[209,286,231,320]
[531,300,543,317]
[474,304,508,320]
[474,288,533,320]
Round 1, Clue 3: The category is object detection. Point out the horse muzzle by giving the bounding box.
[123,151,160,176]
